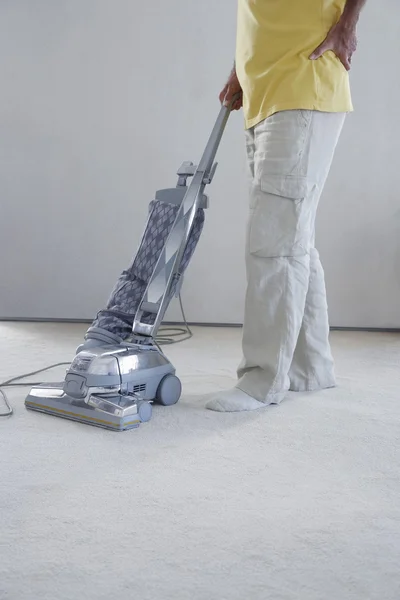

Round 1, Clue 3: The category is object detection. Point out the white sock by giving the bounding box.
[206,388,265,413]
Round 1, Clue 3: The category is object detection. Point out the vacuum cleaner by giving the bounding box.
[25,98,236,431]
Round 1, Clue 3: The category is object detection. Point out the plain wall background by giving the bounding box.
[0,0,399,327]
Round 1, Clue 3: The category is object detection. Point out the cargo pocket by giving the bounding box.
[248,174,311,258]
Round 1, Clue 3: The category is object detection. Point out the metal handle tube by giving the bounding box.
[197,101,233,175]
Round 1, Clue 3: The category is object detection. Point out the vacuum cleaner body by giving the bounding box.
[25,99,236,430]
[25,344,180,430]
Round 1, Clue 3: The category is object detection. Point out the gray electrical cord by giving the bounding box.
[155,294,193,345]
[0,294,192,418]
[0,363,70,417]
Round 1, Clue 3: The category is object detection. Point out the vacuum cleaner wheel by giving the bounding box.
[137,400,153,423]
[156,374,182,406]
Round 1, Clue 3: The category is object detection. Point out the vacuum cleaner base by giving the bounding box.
[24,344,182,431]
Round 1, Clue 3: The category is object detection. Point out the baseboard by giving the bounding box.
[0,317,93,323]
[1,317,400,333]
[330,326,400,333]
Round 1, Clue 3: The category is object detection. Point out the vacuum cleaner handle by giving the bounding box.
[197,94,240,180]
[132,96,239,340]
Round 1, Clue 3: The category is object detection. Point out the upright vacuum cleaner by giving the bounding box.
[25,98,236,431]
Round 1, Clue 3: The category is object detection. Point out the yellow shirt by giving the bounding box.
[236,0,353,129]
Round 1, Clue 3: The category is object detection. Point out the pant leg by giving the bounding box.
[288,248,335,391]
[237,110,345,404]
[289,114,346,391]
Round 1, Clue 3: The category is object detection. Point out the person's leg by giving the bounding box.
[207,110,345,412]
[288,248,336,391]
[289,114,346,391]
[206,124,265,413]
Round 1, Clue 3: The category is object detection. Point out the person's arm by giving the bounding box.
[341,0,367,28]
[310,0,367,70]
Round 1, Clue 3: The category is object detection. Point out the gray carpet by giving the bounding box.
[1,323,400,600]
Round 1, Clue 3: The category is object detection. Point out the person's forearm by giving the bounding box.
[340,0,367,28]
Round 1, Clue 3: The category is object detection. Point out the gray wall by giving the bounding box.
[1,0,399,327]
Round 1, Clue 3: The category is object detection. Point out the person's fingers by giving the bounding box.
[221,85,242,110]
[219,84,228,105]
[341,54,351,71]
[309,39,330,60]
[232,95,243,111]
[227,96,242,110]
[223,85,236,107]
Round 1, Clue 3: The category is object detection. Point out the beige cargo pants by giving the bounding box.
[237,110,346,403]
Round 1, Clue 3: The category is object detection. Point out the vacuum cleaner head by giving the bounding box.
[25,345,181,431]
[25,384,145,431]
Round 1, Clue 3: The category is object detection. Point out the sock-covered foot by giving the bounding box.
[206,388,265,413]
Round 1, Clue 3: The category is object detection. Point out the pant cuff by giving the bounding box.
[289,377,337,392]
[236,381,287,405]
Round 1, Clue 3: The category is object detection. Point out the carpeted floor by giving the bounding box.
[1,322,400,600]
